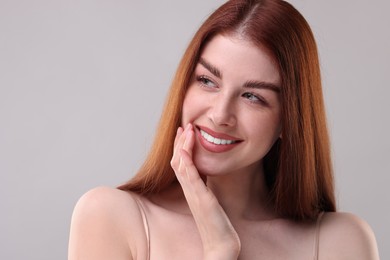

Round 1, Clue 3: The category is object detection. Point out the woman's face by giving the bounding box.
[182,34,282,176]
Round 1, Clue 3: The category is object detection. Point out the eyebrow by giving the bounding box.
[199,57,222,78]
[198,57,280,93]
[244,80,280,93]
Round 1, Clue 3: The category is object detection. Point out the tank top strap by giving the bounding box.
[313,211,325,260]
[134,196,150,260]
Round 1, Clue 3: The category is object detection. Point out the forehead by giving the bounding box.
[199,34,281,85]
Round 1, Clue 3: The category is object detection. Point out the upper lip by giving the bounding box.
[196,125,243,141]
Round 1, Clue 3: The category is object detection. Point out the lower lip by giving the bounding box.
[196,128,241,153]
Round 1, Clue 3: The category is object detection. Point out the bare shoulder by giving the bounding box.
[68,186,148,260]
[319,212,379,260]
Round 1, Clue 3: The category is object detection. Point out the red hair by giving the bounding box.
[119,0,336,221]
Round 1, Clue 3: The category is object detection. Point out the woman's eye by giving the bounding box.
[196,75,217,88]
[242,92,267,105]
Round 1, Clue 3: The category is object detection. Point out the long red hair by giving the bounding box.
[119,0,336,220]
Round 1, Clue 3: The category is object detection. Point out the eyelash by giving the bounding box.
[242,92,267,105]
[195,74,268,106]
[196,75,217,89]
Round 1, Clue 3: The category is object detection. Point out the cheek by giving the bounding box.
[181,87,206,125]
[181,91,196,126]
[247,113,281,143]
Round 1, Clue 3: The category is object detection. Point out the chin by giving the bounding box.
[193,156,228,176]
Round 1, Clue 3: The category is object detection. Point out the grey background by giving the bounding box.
[1,0,388,259]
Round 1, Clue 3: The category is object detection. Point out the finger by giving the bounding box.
[173,126,183,147]
[182,125,194,158]
[175,124,191,161]
[174,124,190,153]
[178,124,194,177]
[172,126,186,166]
[180,148,208,195]
[172,124,191,181]
[173,127,185,158]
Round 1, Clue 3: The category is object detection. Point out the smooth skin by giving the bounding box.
[68,34,379,260]
[171,124,241,259]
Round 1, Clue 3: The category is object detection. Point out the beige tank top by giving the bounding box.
[135,198,324,260]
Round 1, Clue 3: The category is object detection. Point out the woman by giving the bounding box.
[68,0,379,259]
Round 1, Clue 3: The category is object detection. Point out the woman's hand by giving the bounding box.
[170,123,241,260]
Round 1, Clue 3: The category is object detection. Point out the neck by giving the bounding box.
[205,163,275,221]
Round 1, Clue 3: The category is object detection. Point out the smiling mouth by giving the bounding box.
[199,129,240,145]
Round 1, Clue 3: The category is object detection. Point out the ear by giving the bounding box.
[277,124,282,139]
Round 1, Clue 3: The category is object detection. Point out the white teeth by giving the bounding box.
[200,129,237,145]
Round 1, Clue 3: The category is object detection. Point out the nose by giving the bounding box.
[208,93,237,127]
